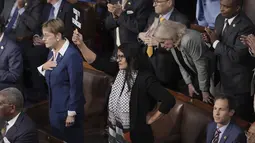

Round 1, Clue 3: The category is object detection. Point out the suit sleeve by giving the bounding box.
[145,74,176,114]
[67,53,84,112]
[0,46,23,83]
[19,0,42,32]
[116,0,153,33]
[214,24,255,63]
[185,33,209,92]
[105,13,119,30]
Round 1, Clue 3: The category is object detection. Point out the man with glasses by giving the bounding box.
[138,0,190,90]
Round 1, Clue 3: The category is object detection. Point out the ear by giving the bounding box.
[229,109,235,116]
[167,0,173,7]
[56,33,62,40]
[236,5,241,12]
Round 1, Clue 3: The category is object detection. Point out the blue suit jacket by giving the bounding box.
[45,44,85,113]
[0,34,23,90]
[206,121,247,143]
[196,0,220,28]
[5,112,38,143]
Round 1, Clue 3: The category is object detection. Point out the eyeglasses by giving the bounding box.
[116,55,125,61]
[154,0,169,4]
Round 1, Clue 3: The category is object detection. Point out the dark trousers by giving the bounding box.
[49,109,85,143]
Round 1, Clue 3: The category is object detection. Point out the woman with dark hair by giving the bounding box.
[72,30,176,143]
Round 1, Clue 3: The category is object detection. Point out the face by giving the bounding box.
[247,124,255,143]
[213,99,234,127]
[220,0,240,18]
[154,0,173,15]
[0,96,15,120]
[42,28,59,48]
[117,50,128,70]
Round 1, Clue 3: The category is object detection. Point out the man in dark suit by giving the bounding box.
[0,87,38,143]
[138,0,190,90]
[206,95,246,143]
[105,0,153,57]
[204,0,255,122]
[0,17,23,91]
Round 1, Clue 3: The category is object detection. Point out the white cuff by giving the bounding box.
[212,40,220,49]
[37,65,45,76]
[18,8,25,15]
[68,111,77,116]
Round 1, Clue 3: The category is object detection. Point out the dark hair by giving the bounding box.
[118,42,150,90]
[0,16,5,33]
[214,94,236,111]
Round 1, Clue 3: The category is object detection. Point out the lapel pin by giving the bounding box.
[128,2,131,5]
[1,46,4,50]
[233,24,236,27]
[224,136,227,140]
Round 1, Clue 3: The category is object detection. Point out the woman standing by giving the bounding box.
[73,30,176,143]
[38,19,85,143]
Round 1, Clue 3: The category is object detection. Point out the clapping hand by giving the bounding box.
[205,27,218,44]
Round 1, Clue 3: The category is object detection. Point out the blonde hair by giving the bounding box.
[42,18,65,36]
[152,19,187,48]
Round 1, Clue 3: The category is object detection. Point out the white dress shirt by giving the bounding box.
[6,1,25,29]
[213,122,230,143]
[6,112,21,133]
[52,0,63,19]
[0,33,4,42]
[213,15,238,48]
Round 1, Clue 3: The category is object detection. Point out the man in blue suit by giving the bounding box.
[206,95,246,143]
[0,17,23,91]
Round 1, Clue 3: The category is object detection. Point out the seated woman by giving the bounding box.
[72,30,176,143]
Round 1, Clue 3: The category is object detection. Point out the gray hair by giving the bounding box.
[0,88,24,111]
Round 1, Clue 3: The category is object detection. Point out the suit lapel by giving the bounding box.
[169,8,177,21]
[5,113,24,142]
[219,123,233,143]
[0,35,8,57]
[4,0,16,23]
[223,14,241,38]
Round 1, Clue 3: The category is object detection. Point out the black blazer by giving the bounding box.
[90,56,176,143]
[0,35,23,90]
[214,12,255,94]
[5,113,38,143]
[1,0,42,40]
[105,0,153,45]
[38,0,73,40]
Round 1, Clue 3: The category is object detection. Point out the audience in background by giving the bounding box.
[203,0,255,122]
[206,95,247,143]
[105,0,153,58]
[38,19,85,143]
[196,0,220,28]
[0,88,38,143]
[0,17,23,91]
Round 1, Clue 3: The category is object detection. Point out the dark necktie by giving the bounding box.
[222,19,229,36]
[48,6,55,20]
[5,8,19,33]
[212,128,221,143]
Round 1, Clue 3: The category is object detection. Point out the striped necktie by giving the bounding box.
[212,128,221,143]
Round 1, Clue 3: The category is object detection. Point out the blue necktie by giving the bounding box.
[5,8,19,33]
[48,6,55,20]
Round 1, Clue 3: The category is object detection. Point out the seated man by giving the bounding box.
[0,17,23,91]
[247,122,255,143]
[0,87,38,143]
[206,95,246,143]
[140,20,214,103]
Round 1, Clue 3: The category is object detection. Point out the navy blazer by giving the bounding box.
[5,112,38,143]
[206,121,247,143]
[45,43,85,113]
[0,34,23,90]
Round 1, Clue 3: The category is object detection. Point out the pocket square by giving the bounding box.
[126,10,134,14]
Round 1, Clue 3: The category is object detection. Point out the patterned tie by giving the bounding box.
[146,17,166,57]
[222,19,229,36]
[48,6,55,20]
[212,128,221,143]
[1,122,8,137]
[5,8,19,33]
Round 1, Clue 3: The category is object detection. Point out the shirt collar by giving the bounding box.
[217,122,230,134]
[7,112,21,128]
[52,39,69,56]
[160,8,174,20]
[225,15,238,25]
[53,0,62,10]
[0,33,4,42]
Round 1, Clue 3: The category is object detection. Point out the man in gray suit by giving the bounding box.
[0,17,23,91]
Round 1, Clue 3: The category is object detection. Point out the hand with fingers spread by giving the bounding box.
[205,27,218,44]
[42,57,57,71]
[188,84,199,97]
[65,115,75,127]
[202,92,213,104]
